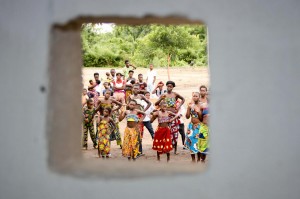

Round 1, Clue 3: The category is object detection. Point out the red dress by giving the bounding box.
[152,116,173,154]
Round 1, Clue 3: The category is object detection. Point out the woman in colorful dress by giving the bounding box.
[97,107,116,158]
[112,72,126,107]
[185,92,202,162]
[119,100,145,160]
[129,84,151,155]
[154,81,185,154]
[198,107,209,163]
[97,90,122,149]
[151,101,180,162]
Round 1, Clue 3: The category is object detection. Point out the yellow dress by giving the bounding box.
[122,114,140,159]
[98,120,111,157]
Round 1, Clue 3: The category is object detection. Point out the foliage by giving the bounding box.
[81,23,208,68]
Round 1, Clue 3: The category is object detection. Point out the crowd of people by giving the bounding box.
[82,60,209,163]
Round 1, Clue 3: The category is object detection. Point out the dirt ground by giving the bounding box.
[81,67,210,163]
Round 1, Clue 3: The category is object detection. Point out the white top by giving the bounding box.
[178,105,186,124]
[95,84,102,93]
[142,101,154,122]
[146,69,157,85]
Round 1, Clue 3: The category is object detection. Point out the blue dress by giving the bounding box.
[185,123,200,154]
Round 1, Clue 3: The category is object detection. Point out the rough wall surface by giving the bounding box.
[0,0,300,199]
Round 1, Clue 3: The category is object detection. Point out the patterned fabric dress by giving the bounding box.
[110,111,122,146]
[98,120,111,157]
[122,114,140,159]
[100,103,122,146]
[82,107,97,148]
[186,123,200,154]
[152,116,173,154]
[165,97,179,146]
[198,123,209,154]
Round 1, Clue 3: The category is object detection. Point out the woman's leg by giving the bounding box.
[167,153,170,162]
[157,151,160,161]
[191,154,196,162]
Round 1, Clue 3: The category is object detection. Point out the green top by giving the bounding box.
[122,66,130,80]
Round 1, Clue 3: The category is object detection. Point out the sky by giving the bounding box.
[93,23,114,33]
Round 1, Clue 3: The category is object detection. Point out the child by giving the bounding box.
[82,99,101,150]
[137,74,147,94]
[106,72,113,86]
[185,92,202,162]
[97,90,122,149]
[97,107,115,158]
[150,101,180,162]
[102,82,113,96]
[152,81,167,98]
[125,70,136,103]
[82,88,89,106]
[119,100,145,161]
[129,84,151,156]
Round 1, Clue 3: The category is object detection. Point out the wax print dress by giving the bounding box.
[185,108,201,154]
[97,119,111,157]
[152,116,173,154]
[122,114,140,159]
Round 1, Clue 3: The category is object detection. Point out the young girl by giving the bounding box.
[97,90,122,149]
[185,92,202,162]
[129,84,151,155]
[97,107,116,158]
[119,100,145,160]
[198,108,209,163]
[151,101,180,162]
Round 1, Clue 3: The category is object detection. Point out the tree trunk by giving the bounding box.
[167,53,171,80]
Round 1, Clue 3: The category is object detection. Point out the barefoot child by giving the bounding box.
[185,92,202,162]
[97,107,116,158]
[119,100,145,160]
[82,99,101,150]
[151,101,180,162]
[97,90,122,149]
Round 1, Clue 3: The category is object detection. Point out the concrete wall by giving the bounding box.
[1,0,300,198]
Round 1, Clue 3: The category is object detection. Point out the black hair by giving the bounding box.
[138,73,143,77]
[125,60,129,64]
[110,69,115,72]
[89,79,93,83]
[144,91,150,95]
[94,72,99,76]
[199,85,208,91]
[166,81,175,87]
[130,79,136,84]
[87,99,93,104]
[103,107,112,114]
[129,70,134,73]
